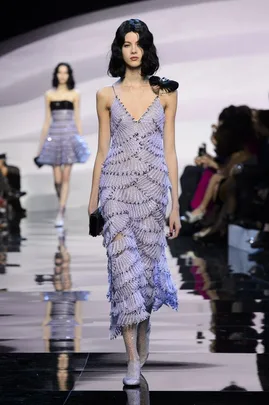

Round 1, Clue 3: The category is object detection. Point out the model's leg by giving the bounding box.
[137,306,152,367]
[59,164,72,209]
[55,165,72,227]
[53,166,62,199]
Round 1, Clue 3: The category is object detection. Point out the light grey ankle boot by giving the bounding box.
[122,324,141,386]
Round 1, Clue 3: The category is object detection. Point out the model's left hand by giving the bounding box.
[168,208,181,239]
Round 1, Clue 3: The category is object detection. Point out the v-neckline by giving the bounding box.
[115,95,159,123]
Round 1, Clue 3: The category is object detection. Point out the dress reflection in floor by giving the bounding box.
[38,229,90,391]
[42,228,89,353]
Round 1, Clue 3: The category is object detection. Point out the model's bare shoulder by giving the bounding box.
[96,86,114,109]
[159,90,177,114]
[161,88,178,101]
[97,86,113,98]
[45,89,54,99]
[72,88,80,97]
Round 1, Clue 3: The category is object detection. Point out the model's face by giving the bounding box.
[57,65,69,85]
[122,31,143,68]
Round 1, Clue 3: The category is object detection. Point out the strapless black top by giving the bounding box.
[50,100,74,110]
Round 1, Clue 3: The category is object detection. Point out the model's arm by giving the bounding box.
[73,90,82,135]
[37,92,52,155]
[163,90,181,238]
[88,88,111,214]
[163,90,179,210]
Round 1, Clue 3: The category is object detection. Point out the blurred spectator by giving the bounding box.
[0,154,27,247]
[0,153,26,218]
[179,105,269,246]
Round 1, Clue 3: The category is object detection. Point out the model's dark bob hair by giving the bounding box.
[108,19,159,79]
[52,62,75,90]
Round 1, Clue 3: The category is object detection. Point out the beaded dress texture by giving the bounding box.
[38,100,90,166]
[99,86,178,339]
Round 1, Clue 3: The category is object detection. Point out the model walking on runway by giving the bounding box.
[88,19,181,386]
[36,63,90,227]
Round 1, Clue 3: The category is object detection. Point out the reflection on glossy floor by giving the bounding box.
[1,209,269,404]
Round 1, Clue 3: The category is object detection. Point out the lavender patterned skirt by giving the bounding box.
[38,110,90,166]
[100,165,179,340]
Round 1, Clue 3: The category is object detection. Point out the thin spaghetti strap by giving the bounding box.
[112,85,117,97]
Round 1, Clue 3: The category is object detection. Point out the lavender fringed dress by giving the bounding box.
[99,88,178,339]
[37,100,90,166]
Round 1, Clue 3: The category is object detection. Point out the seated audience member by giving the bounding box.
[179,127,223,230]
[0,153,26,218]
[0,171,9,236]
[183,106,256,224]
[194,106,269,242]
[249,110,269,249]
[0,170,9,197]
[188,106,258,241]
[189,129,220,218]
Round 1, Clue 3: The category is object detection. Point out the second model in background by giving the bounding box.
[35,63,90,227]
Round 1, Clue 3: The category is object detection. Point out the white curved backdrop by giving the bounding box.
[0,0,268,211]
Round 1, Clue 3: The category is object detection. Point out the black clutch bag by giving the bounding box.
[33,156,43,168]
[89,208,104,237]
